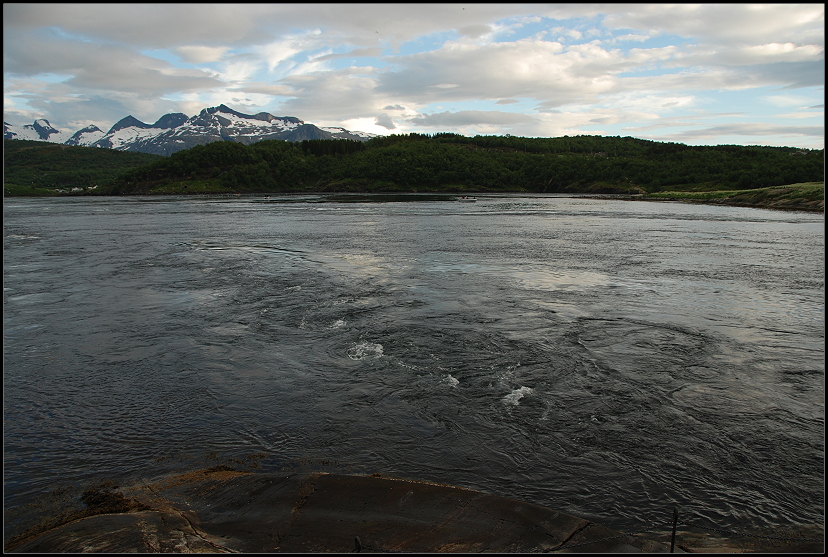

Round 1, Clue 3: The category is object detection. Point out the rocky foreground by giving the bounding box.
[6,468,823,553]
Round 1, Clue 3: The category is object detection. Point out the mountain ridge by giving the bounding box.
[4,105,379,156]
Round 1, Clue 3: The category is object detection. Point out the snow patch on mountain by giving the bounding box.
[106,126,169,149]
[4,121,38,141]
[65,125,105,146]
[4,119,70,143]
[216,110,301,131]
[322,126,379,139]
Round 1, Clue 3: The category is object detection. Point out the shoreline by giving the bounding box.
[583,194,824,213]
[5,191,824,213]
[5,182,824,214]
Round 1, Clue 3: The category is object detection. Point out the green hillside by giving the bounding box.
[3,139,162,195]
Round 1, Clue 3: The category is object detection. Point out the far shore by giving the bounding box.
[580,182,824,212]
[582,194,824,213]
[4,182,823,213]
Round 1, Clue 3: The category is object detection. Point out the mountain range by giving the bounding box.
[3,104,379,156]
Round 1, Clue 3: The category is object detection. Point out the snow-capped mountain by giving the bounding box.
[3,119,71,143]
[4,105,379,155]
[64,125,106,147]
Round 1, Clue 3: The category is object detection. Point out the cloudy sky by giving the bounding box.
[3,3,824,148]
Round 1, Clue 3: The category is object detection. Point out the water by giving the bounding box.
[3,194,824,540]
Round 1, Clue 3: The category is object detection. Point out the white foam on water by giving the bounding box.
[330,319,346,329]
[502,386,534,406]
[396,360,422,371]
[347,341,383,360]
[444,374,459,388]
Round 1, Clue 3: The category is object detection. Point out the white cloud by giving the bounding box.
[656,122,824,140]
[258,39,303,74]
[601,4,824,45]
[275,67,381,121]
[763,94,817,107]
[773,111,824,119]
[174,45,231,64]
[378,39,611,104]
[608,34,651,44]
[337,117,392,135]
[314,47,383,62]
[229,82,297,96]
[408,110,535,127]
[741,42,824,61]
[3,33,224,94]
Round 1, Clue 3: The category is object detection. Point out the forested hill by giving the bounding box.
[107,133,823,195]
[6,134,824,196]
[3,139,162,194]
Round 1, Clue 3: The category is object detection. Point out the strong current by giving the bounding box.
[3,194,824,540]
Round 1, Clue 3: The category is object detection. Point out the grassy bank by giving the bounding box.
[642,182,824,212]
[3,183,73,196]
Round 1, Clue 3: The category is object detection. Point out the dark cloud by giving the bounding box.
[458,24,491,38]
[374,113,396,129]
[770,61,826,90]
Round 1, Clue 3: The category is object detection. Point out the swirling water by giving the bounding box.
[3,194,824,539]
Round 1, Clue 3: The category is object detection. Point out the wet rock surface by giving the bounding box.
[8,468,669,553]
[7,468,822,553]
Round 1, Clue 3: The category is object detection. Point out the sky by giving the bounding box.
[3,3,824,148]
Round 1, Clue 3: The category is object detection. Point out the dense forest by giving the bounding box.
[4,134,824,196]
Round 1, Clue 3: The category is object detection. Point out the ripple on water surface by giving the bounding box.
[2,196,823,540]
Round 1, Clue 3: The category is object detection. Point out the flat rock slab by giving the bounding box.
[15,468,823,553]
[9,469,670,553]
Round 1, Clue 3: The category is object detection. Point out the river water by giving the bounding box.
[3,194,824,540]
